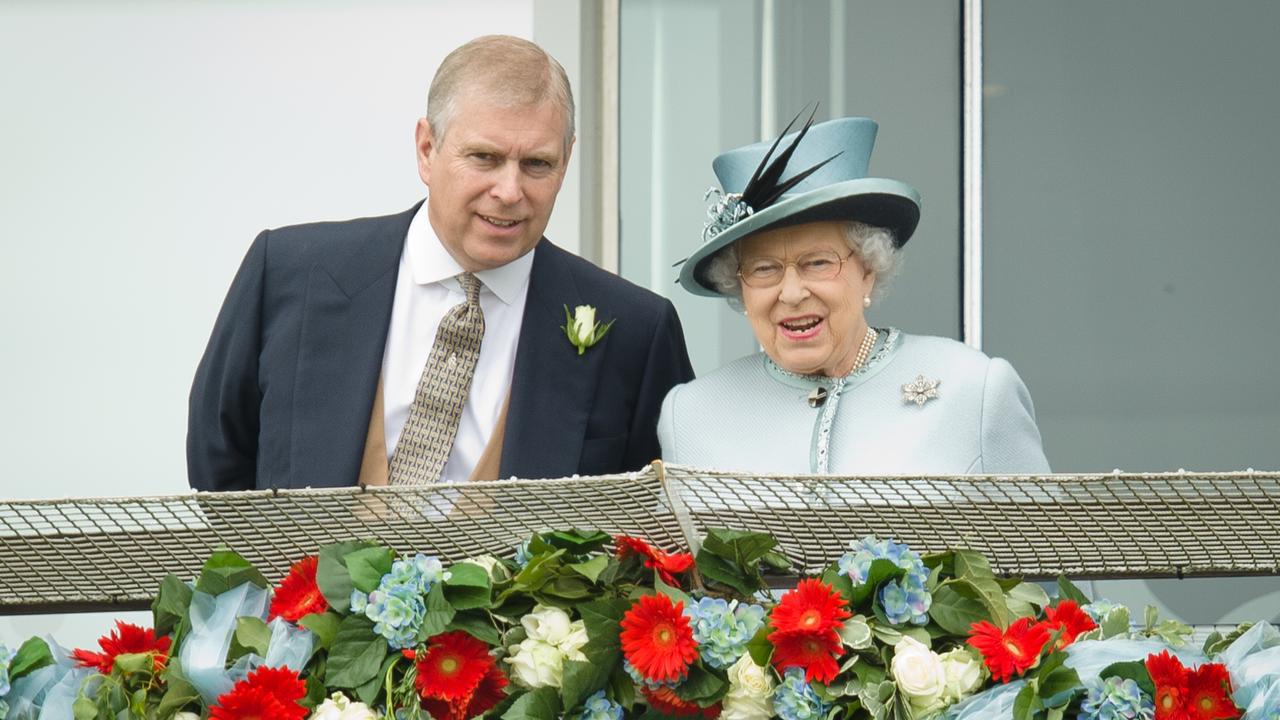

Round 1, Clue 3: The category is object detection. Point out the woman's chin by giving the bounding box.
[767,349,831,377]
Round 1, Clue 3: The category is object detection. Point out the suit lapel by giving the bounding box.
[501,241,610,479]
[290,205,417,487]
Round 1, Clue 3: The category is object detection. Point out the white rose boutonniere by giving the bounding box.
[891,636,947,715]
[562,304,614,355]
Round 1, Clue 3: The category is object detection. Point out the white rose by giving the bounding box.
[174,714,201,720]
[938,648,985,702]
[522,604,574,646]
[560,619,590,661]
[891,636,947,713]
[720,653,774,720]
[308,691,377,720]
[572,305,596,344]
[506,638,566,688]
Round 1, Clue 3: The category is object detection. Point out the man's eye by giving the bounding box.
[470,152,497,163]
[523,159,553,171]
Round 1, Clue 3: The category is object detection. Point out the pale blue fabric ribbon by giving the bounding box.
[180,583,316,705]
[181,582,270,704]
[3,638,93,720]
[1217,621,1280,718]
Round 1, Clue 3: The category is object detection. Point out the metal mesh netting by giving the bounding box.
[1,464,1277,613]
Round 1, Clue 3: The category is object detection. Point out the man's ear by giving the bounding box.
[415,117,436,187]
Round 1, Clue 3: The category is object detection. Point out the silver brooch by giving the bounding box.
[701,188,754,243]
[902,375,940,406]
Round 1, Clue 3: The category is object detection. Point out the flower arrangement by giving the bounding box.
[1,528,1278,719]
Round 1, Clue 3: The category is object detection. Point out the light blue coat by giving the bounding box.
[658,329,1050,475]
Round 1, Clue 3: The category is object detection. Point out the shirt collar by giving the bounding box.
[404,201,535,304]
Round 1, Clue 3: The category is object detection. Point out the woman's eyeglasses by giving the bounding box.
[738,249,857,288]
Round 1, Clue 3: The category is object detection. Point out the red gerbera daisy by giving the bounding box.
[1146,652,1239,720]
[1042,600,1097,649]
[769,579,852,638]
[770,630,844,683]
[269,555,329,622]
[420,664,509,720]
[620,594,699,683]
[616,536,695,586]
[642,685,722,718]
[414,631,497,702]
[1184,662,1239,720]
[71,620,172,675]
[967,618,1052,683]
[1148,650,1191,720]
[208,665,307,720]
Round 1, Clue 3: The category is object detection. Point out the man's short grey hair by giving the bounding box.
[427,35,576,150]
[703,221,901,307]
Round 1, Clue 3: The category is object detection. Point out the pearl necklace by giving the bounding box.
[848,324,877,374]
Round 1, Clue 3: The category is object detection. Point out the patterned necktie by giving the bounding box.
[389,272,486,485]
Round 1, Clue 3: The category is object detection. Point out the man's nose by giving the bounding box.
[489,162,524,204]
[777,265,809,304]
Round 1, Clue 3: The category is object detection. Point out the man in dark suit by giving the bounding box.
[187,35,693,491]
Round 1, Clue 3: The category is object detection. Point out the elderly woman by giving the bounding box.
[659,115,1049,474]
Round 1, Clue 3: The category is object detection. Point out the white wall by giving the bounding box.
[0,0,550,652]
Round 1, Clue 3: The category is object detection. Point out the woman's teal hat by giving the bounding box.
[679,112,921,297]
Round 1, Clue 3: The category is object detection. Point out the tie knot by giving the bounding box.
[457,272,482,305]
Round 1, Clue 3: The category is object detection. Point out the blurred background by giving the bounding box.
[3,0,1277,648]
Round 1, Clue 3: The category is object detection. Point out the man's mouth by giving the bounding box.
[480,214,520,228]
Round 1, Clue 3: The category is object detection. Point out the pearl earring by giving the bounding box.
[863,295,871,309]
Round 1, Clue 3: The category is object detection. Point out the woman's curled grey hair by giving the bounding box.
[703,220,901,307]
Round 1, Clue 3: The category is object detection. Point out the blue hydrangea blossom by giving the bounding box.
[1080,676,1155,720]
[683,598,767,669]
[350,553,448,649]
[839,536,932,626]
[0,643,16,718]
[581,689,625,720]
[774,668,831,720]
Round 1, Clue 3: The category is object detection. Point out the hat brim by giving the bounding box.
[679,177,921,298]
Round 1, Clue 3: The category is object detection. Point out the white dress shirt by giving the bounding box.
[381,203,533,483]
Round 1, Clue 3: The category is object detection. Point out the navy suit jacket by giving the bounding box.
[187,205,694,490]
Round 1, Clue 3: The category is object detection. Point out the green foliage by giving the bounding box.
[1204,623,1254,655]
[156,656,203,718]
[229,616,271,660]
[542,528,612,555]
[317,540,383,613]
[444,562,494,610]
[344,546,395,593]
[1099,660,1156,697]
[299,611,341,649]
[195,549,268,595]
[325,614,389,689]
[696,527,789,596]
[8,636,54,680]
[504,686,562,719]
[151,575,193,638]
[1012,646,1082,720]
[1056,576,1090,605]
